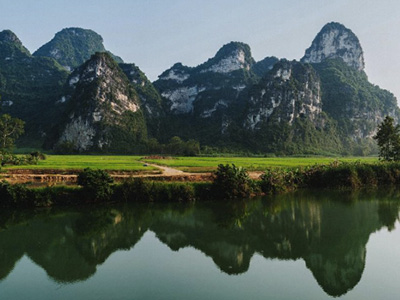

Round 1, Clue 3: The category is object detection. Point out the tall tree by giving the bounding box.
[374,116,400,161]
[0,114,25,152]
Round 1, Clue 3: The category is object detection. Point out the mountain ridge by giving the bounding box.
[0,22,397,155]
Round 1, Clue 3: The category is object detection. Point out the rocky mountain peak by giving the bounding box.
[158,62,192,83]
[0,30,23,45]
[66,52,137,113]
[33,27,123,71]
[301,22,365,71]
[199,41,254,74]
[55,51,147,152]
[73,52,116,84]
[0,30,31,56]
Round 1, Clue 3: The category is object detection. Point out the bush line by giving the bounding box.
[2,162,400,208]
[260,161,400,194]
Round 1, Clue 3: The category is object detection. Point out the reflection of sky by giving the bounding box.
[341,222,400,300]
[2,226,400,300]
[1,0,399,102]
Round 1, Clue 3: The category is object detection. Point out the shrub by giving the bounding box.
[77,168,114,202]
[212,164,254,200]
[0,181,32,207]
[260,168,301,194]
[30,151,47,160]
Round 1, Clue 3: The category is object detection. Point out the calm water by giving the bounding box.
[1,189,400,299]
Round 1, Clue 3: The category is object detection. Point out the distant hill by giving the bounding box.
[33,27,123,71]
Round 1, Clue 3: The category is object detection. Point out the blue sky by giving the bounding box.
[1,0,399,101]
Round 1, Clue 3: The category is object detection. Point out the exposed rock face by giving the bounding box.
[200,48,249,73]
[153,42,265,144]
[119,63,164,136]
[155,42,256,116]
[301,22,365,71]
[56,52,146,152]
[245,60,323,130]
[33,27,123,71]
[158,63,191,83]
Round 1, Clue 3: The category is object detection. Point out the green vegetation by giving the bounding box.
[142,156,378,172]
[33,27,123,69]
[77,168,114,201]
[313,59,398,155]
[260,161,400,193]
[146,136,200,156]
[212,164,257,199]
[374,116,400,161]
[0,30,69,147]
[2,155,157,172]
[0,113,24,151]
[2,160,400,207]
[0,153,44,167]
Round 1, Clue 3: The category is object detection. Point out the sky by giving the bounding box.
[1,0,399,101]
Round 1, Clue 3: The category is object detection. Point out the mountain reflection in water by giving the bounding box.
[0,189,399,297]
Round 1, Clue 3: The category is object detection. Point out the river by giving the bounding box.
[1,189,400,299]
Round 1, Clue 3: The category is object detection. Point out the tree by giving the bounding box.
[77,168,114,201]
[374,116,400,161]
[212,164,255,200]
[184,139,200,156]
[0,114,25,152]
[167,136,185,155]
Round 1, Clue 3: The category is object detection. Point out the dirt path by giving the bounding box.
[1,162,263,185]
[141,162,187,176]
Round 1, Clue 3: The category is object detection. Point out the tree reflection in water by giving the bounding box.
[0,188,399,297]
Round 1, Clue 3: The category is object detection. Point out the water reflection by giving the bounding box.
[0,189,399,297]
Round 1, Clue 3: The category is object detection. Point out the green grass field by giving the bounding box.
[141,156,379,172]
[4,155,157,172]
[3,155,379,173]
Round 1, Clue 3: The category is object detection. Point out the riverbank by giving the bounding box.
[2,161,400,208]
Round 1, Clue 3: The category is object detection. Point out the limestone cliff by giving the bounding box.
[245,60,323,130]
[301,22,365,71]
[155,42,257,116]
[56,52,146,152]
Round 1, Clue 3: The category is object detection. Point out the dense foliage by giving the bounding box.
[0,31,69,147]
[0,113,24,151]
[212,164,257,199]
[374,116,400,161]
[313,59,398,153]
[77,168,114,201]
[260,161,400,194]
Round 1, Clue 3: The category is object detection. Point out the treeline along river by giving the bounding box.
[1,189,400,299]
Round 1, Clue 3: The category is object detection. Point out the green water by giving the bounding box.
[1,189,400,299]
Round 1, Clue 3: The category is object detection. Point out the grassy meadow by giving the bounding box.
[3,155,157,172]
[2,154,380,173]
